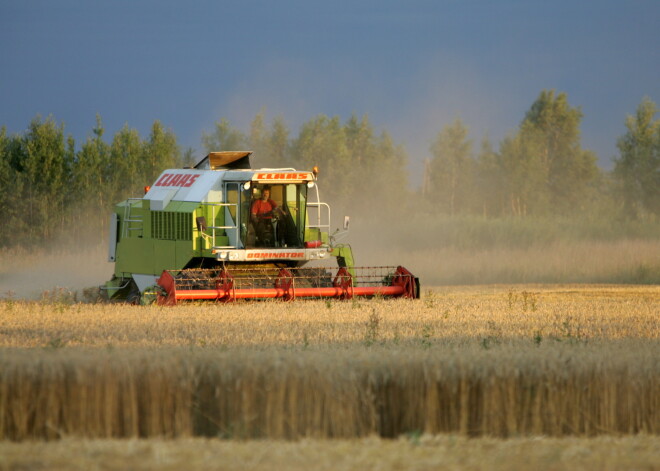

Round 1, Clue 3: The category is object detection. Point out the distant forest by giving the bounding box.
[0,90,658,248]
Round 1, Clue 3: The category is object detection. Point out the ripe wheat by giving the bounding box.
[0,285,658,440]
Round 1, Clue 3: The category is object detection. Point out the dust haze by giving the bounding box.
[214,53,530,184]
[0,244,113,300]
[2,200,659,300]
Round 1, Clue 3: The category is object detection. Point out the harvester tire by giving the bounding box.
[126,282,141,305]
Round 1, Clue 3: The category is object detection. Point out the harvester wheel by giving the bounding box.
[126,282,141,305]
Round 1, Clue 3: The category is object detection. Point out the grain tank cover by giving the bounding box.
[144,169,217,210]
[195,151,252,170]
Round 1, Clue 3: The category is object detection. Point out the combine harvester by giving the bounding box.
[104,151,419,304]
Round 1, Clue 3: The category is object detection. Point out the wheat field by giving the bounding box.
[0,284,658,469]
[1,284,658,348]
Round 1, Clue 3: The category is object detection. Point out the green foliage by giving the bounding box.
[44,336,68,350]
[507,290,538,313]
[421,90,600,217]
[0,114,181,248]
[0,116,75,241]
[268,116,291,167]
[363,309,381,346]
[424,290,436,309]
[247,110,291,169]
[553,316,587,345]
[419,324,433,349]
[294,113,408,214]
[0,127,19,242]
[428,118,474,215]
[202,118,246,152]
[291,115,351,206]
[614,97,660,218]
[109,124,143,199]
[495,90,599,215]
[495,129,548,216]
[71,115,112,234]
[474,136,502,216]
[142,120,180,184]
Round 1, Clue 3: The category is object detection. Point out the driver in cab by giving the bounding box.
[251,187,277,222]
[251,187,281,246]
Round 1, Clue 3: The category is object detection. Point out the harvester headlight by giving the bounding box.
[309,250,327,259]
[243,181,251,190]
[229,252,240,260]
[218,251,228,259]
[307,181,315,188]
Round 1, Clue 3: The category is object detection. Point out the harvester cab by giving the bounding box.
[104,151,419,304]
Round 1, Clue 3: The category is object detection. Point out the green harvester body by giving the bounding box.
[105,151,418,303]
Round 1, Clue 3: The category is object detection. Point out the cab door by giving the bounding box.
[224,182,251,249]
[283,183,307,246]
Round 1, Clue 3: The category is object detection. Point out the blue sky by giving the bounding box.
[1,1,659,183]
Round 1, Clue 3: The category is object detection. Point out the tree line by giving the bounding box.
[0,116,181,246]
[425,91,659,220]
[0,90,658,248]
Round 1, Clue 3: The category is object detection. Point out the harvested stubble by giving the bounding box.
[1,435,659,471]
[0,343,657,440]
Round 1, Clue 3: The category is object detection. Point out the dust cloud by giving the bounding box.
[0,245,113,300]
[2,184,657,301]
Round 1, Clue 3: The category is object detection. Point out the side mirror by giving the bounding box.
[343,216,350,231]
[196,216,207,232]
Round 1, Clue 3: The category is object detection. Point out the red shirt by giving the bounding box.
[251,199,277,218]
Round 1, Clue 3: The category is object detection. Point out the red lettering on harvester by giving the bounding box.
[178,175,190,187]
[184,174,200,187]
[255,172,311,181]
[154,173,201,188]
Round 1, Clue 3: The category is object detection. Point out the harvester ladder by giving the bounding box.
[122,198,144,238]
[306,202,331,233]
[200,202,240,249]
[306,183,331,233]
